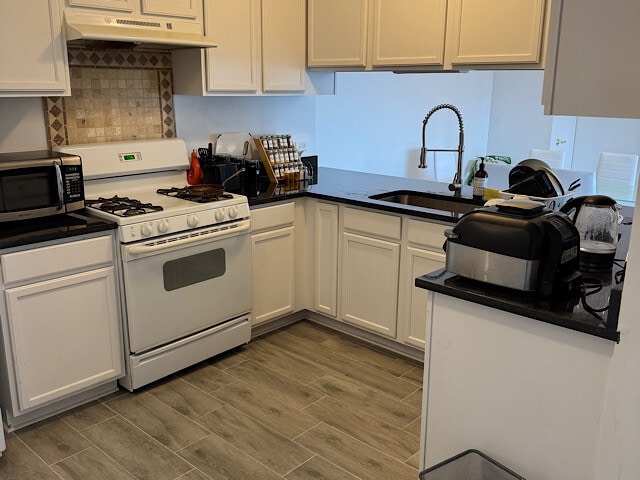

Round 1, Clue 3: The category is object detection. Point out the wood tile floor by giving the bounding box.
[0,320,423,480]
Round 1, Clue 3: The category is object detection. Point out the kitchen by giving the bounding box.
[1,1,640,479]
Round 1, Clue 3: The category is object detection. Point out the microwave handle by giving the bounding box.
[54,161,64,210]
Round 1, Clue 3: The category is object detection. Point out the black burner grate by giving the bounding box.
[85,196,164,217]
[156,187,234,203]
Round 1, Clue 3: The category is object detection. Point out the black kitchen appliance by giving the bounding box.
[200,154,241,192]
[444,199,582,296]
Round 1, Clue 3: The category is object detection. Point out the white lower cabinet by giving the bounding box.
[0,233,123,428]
[341,231,400,337]
[5,267,120,411]
[313,201,339,317]
[397,218,447,349]
[251,202,296,325]
[339,206,401,338]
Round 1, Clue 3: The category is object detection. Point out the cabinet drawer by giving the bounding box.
[407,219,448,250]
[2,236,114,285]
[343,207,401,240]
[251,202,295,233]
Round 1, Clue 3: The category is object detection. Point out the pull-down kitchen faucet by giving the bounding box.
[418,103,465,196]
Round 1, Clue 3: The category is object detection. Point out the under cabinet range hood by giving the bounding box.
[63,11,217,50]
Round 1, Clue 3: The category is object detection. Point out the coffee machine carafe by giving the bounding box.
[560,195,621,272]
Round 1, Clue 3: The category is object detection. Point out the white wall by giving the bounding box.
[173,94,317,156]
[486,70,553,162]
[488,70,640,173]
[0,98,49,152]
[315,71,494,182]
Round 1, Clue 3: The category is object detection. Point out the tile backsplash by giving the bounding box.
[44,47,176,149]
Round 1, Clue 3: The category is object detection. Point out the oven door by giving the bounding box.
[120,220,252,354]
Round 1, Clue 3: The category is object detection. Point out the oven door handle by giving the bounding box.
[125,220,251,257]
[54,161,64,210]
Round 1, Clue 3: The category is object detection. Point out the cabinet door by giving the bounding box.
[314,202,339,317]
[252,226,295,324]
[542,0,640,119]
[448,0,546,65]
[371,0,447,67]
[308,0,369,68]
[204,0,261,92]
[5,267,122,411]
[66,0,135,12]
[399,247,444,349]
[341,232,400,337]
[261,0,305,91]
[141,0,199,18]
[0,0,69,95]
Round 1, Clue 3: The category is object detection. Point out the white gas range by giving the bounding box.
[57,139,253,391]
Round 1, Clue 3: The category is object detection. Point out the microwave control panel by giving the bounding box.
[62,164,84,201]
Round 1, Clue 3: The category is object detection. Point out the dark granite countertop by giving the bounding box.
[0,210,117,249]
[416,269,622,342]
[245,167,627,343]
[246,167,485,223]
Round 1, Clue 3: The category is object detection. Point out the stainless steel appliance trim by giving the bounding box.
[54,161,64,210]
[445,242,541,291]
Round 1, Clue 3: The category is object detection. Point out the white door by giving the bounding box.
[0,0,69,95]
[141,0,199,18]
[448,0,546,65]
[205,0,261,92]
[122,226,252,353]
[400,247,444,349]
[5,267,122,411]
[314,202,339,317]
[261,0,306,91]
[252,226,295,324]
[307,0,369,68]
[549,116,577,168]
[371,0,447,67]
[341,231,400,337]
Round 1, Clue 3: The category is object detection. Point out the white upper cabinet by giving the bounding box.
[65,0,200,19]
[0,0,70,96]
[173,0,312,95]
[448,0,546,65]
[204,0,261,92]
[261,0,306,92]
[542,0,640,119]
[141,0,199,18]
[308,0,550,71]
[371,0,447,68]
[307,0,369,68]
[67,0,135,12]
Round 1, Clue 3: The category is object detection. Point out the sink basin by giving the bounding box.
[369,190,481,215]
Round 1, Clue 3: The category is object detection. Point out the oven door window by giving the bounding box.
[163,248,226,291]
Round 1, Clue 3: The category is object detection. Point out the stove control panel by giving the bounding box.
[119,201,250,243]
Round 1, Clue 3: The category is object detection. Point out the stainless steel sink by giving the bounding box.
[369,190,480,215]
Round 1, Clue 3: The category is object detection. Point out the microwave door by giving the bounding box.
[0,165,62,221]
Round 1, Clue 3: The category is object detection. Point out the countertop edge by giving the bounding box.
[416,270,620,343]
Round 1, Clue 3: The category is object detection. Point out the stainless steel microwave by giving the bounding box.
[0,150,84,222]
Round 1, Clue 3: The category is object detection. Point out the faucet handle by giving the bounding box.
[418,147,427,169]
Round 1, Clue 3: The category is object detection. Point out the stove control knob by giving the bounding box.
[157,219,169,233]
[228,206,238,219]
[140,223,152,237]
[215,209,225,221]
[187,214,198,228]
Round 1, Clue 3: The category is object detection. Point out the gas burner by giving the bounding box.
[156,187,234,203]
[86,196,164,217]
